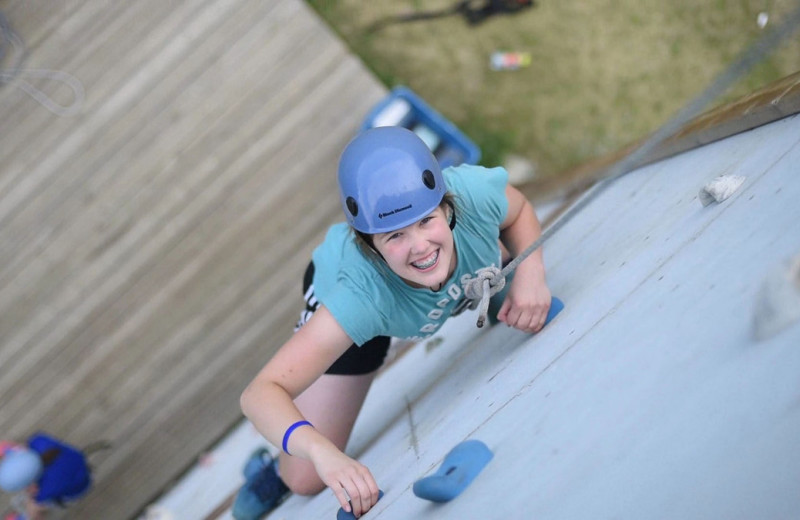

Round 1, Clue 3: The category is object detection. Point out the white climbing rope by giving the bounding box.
[463,3,800,327]
[0,11,85,117]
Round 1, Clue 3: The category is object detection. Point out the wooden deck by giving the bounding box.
[0,1,385,518]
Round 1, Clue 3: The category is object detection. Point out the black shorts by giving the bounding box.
[296,262,390,375]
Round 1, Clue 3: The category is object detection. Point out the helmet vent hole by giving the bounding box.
[422,170,436,190]
[345,196,359,217]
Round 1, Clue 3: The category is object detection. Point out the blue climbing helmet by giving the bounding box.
[0,447,43,492]
[338,126,446,234]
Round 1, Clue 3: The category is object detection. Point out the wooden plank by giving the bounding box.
[0,0,205,167]
[0,0,322,390]
[0,0,318,312]
[0,0,308,362]
[0,0,254,264]
[0,32,364,434]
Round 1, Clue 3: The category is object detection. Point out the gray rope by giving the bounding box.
[466,3,800,327]
[0,11,85,117]
[463,266,506,327]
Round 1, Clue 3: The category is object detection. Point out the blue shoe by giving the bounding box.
[232,456,290,520]
[242,448,271,481]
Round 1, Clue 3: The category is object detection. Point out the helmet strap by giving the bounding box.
[446,199,456,230]
[355,230,386,262]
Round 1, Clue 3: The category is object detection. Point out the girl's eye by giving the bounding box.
[387,232,401,241]
[421,216,434,225]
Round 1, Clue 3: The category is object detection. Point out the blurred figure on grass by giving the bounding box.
[1,433,108,520]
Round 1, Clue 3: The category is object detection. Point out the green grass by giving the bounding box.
[307,0,799,178]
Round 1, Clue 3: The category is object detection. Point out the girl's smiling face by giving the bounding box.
[372,205,456,291]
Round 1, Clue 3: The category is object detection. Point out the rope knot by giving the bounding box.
[463,266,506,328]
[464,266,506,300]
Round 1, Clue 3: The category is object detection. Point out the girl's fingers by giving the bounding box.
[531,317,544,332]
[500,295,552,333]
[506,307,522,328]
[335,470,379,517]
[344,479,363,517]
[368,477,381,504]
[333,484,352,513]
[496,299,510,322]
[351,472,380,516]
[531,310,546,332]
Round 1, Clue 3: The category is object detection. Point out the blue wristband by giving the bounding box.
[282,420,313,455]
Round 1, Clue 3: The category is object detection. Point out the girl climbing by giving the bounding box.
[235,126,551,519]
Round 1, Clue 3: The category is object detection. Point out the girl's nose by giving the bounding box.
[408,229,428,254]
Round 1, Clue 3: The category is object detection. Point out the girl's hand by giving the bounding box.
[312,446,380,518]
[497,184,551,333]
[497,268,551,333]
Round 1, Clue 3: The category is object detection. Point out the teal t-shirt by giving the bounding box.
[311,164,509,345]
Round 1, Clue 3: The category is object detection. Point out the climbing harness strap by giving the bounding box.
[463,3,800,327]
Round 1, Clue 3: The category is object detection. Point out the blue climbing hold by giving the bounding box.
[488,293,564,328]
[413,440,493,503]
[336,489,384,520]
[545,296,564,326]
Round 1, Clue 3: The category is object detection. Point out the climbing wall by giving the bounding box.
[260,113,800,519]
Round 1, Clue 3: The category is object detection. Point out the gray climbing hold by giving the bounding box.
[699,175,746,206]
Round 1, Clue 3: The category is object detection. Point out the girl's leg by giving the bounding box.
[278,371,377,495]
[279,262,388,495]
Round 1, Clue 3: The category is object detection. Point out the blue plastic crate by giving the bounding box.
[361,86,481,169]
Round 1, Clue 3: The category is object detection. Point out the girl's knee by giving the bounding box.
[282,472,326,496]
[279,461,326,496]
